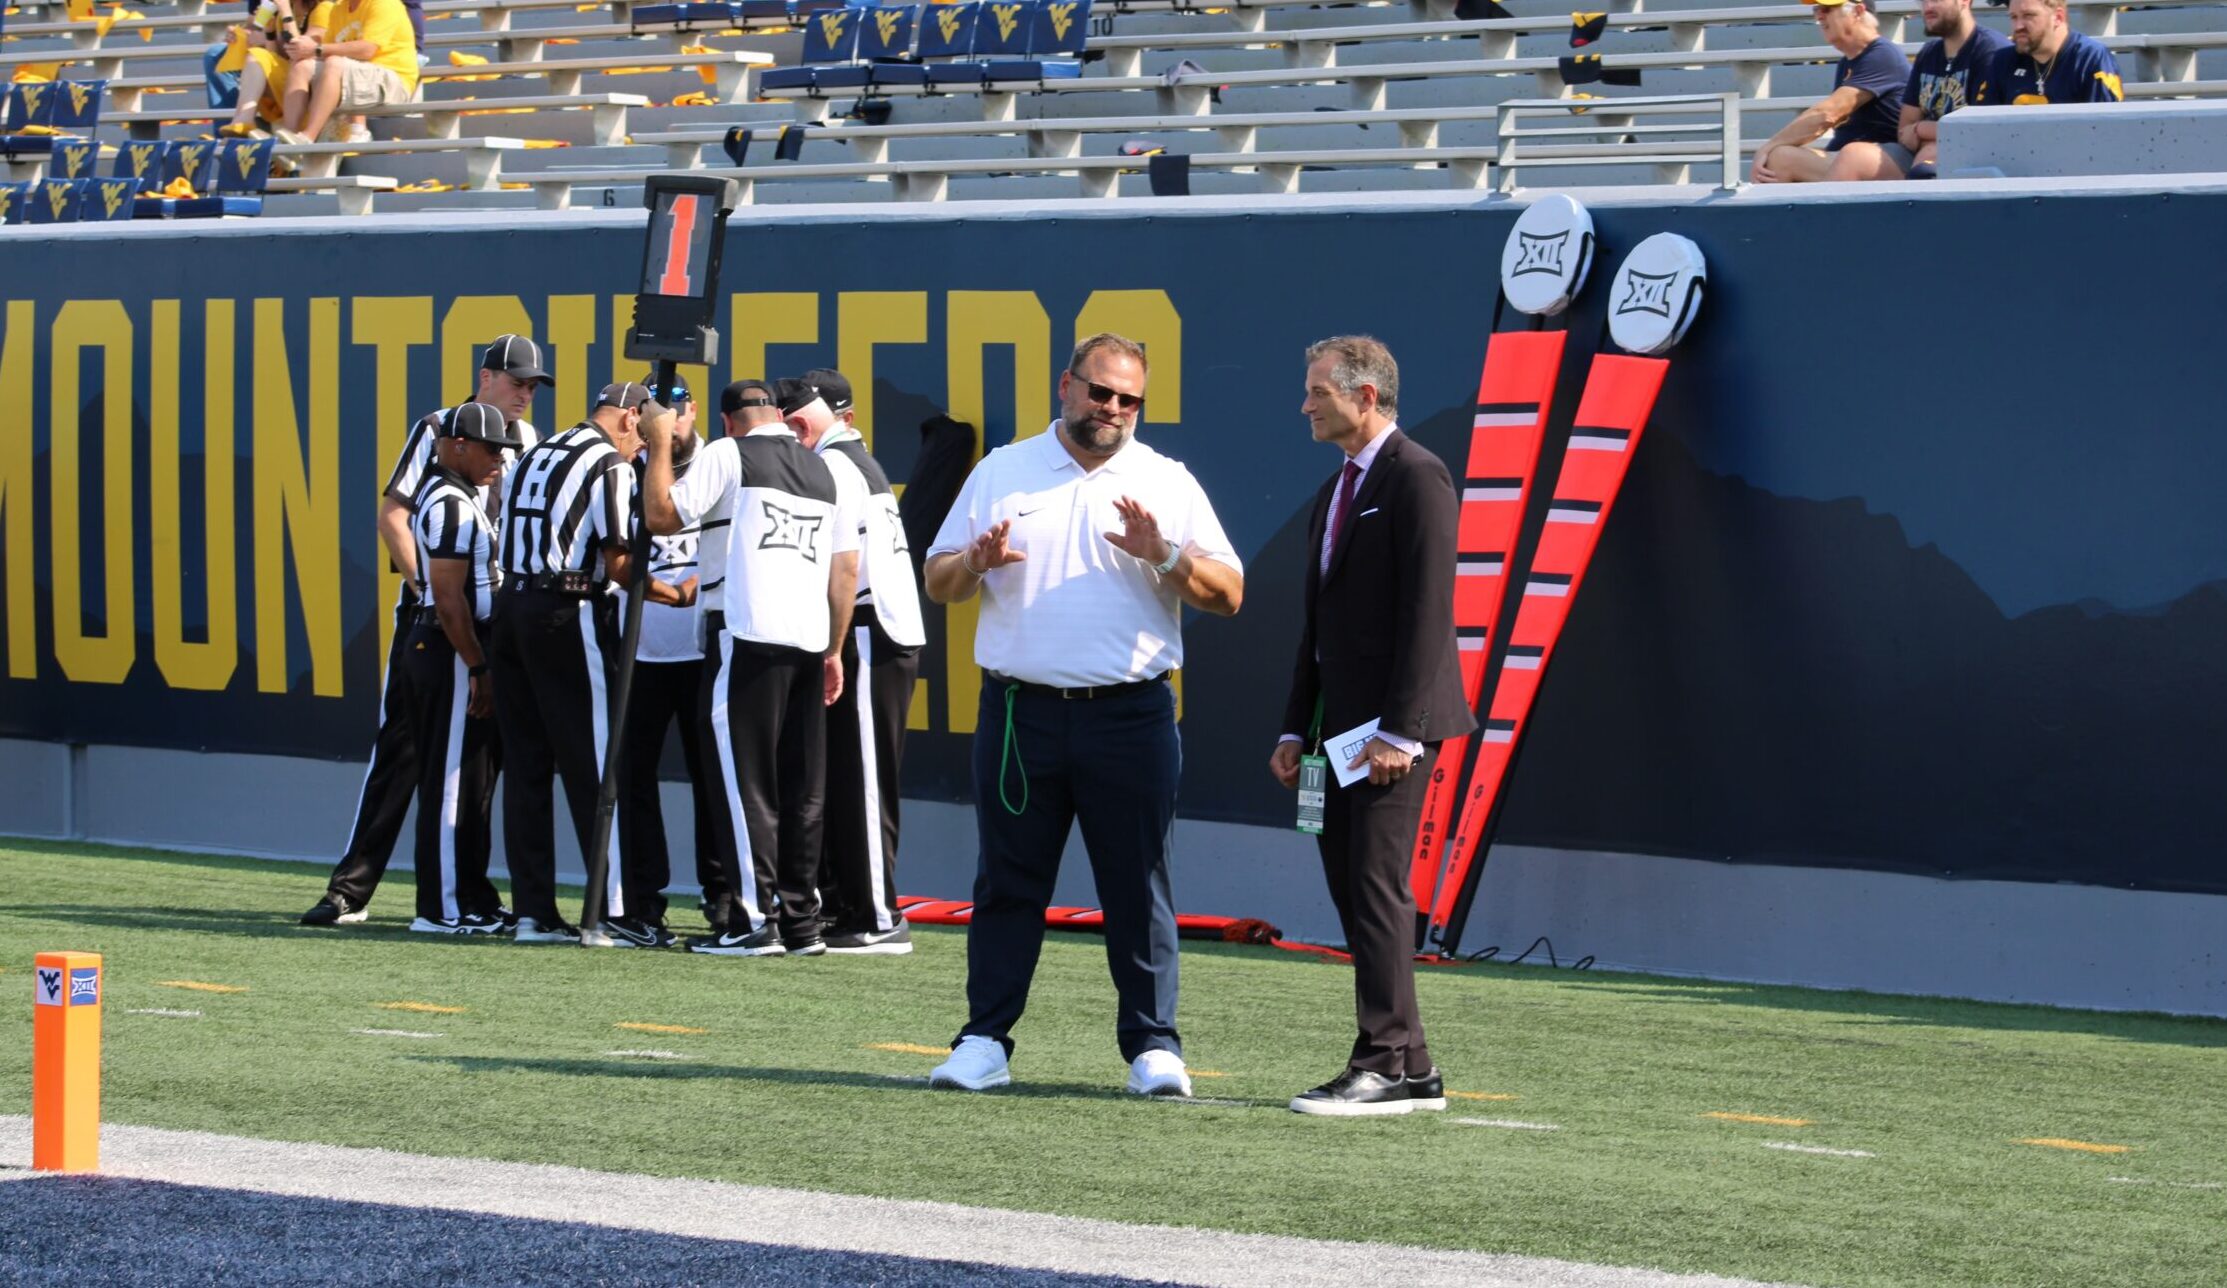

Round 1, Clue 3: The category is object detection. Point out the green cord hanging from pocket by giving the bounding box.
[998,682,1030,816]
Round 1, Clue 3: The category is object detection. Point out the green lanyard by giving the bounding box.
[997,682,1029,816]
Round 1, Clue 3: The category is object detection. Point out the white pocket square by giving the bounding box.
[1358,507,1381,517]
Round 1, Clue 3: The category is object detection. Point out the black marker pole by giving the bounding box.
[581,174,738,941]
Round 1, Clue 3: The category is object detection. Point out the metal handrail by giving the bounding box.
[1497,91,1741,192]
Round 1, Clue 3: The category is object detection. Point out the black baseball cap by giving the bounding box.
[595,381,655,411]
[774,376,825,417]
[799,367,854,414]
[438,401,523,448]
[720,379,775,415]
[480,334,552,385]
[644,372,692,405]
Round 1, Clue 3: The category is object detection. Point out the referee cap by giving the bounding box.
[595,381,655,411]
[480,334,552,385]
[720,379,775,415]
[774,376,826,417]
[438,401,523,448]
[799,368,854,414]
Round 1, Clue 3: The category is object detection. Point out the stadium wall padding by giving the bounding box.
[2,188,2221,895]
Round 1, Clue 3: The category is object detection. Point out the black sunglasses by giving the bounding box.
[1079,379,1144,412]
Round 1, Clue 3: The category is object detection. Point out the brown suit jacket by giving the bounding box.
[1281,429,1477,748]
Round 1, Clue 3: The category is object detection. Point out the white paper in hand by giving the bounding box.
[1327,719,1382,789]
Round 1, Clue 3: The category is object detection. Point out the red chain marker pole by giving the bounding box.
[32,951,102,1172]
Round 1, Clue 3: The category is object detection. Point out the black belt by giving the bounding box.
[986,670,1168,701]
[507,571,600,597]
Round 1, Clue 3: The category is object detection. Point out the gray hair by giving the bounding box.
[1069,331,1149,378]
[1305,335,1399,416]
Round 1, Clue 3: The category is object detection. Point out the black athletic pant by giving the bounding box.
[821,607,919,934]
[701,630,825,938]
[618,657,722,925]
[403,621,504,923]
[959,677,1182,1063]
[490,587,622,927]
[326,599,420,909]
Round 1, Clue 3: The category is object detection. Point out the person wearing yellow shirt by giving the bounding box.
[274,0,417,145]
[220,0,335,139]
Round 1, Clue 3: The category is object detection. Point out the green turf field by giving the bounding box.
[3,841,2222,1287]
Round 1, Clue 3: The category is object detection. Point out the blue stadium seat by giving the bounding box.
[113,138,170,191]
[51,138,98,181]
[632,2,738,27]
[918,2,984,87]
[981,0,1087,86]
[81,176,139,222]
[761,5,863,91]
[0,182,27,225]
[26,177,88,224]
[857,5,926,89]
[1033,0,1089,58]
[48,79,106,133]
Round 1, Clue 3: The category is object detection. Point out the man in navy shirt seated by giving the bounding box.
[1978,0,2122,105]
[1753,0,1911,183]
[1897,0,2008,178]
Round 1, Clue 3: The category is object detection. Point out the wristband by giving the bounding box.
[960,549,985,577]
[1150,544,1181,576]
[468,663,489,677]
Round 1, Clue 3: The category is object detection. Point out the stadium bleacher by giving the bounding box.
[1,0,2223,219]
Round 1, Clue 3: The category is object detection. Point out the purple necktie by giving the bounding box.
[1321,460,1360,575]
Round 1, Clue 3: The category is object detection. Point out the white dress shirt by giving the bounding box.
[929,422,1241,689]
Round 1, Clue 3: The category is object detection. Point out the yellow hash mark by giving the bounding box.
[377,1001,467,1015]
[2020,1138,2130,1154]
[1705,1112,1813,1127]
[866,1042,948,1056]
[1449,1091,1520,1102]
[1191,1070,1229,1079]
[158,980,246,994]
[618,1021,709,1035]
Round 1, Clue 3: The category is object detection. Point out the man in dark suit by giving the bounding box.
[1270,335,1474,1117]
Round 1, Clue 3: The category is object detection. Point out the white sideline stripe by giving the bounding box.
[2108,1176,2223,1190]
[1761,1142,1874,1159]
[1454,1117,1562,1132]
[351,1028,443,1039]
[604,1049,689,1060]
[0,1119,1809,1288]
[125,1008,202,1019]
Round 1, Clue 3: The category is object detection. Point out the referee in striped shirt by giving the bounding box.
[403,402,519,935]
[491,381,684,944]
[304,334,547,928]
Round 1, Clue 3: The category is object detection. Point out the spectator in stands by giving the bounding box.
[1751,0,1910,183]
[205,0,258,110]
[273,0,419,146]
[1978,0,2123,105]
[220,0,337,140]
[1897,0,2008,178]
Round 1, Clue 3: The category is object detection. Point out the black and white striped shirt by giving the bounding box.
[410,467,502,622]
[385,408,538,605]
[498,421,635,582]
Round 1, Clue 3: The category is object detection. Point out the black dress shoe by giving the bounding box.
[1289,1067,1414,1117]
[1405,1067,1447,1111]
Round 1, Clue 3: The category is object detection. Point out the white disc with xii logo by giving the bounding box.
[1500,193,1595,317]
[1607,232,1706,356]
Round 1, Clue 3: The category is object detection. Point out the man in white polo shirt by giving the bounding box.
[922,331,1245,1098]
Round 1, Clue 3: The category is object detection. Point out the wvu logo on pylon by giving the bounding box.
[1615,269,1675,318]
[1048,2,1077,40]
[759,501,826,562]
[937,7,962,40]
[819,11,847,43]
[1511,230,1568,277]
[991,3,1023,40]
[66,81,91,114]
[875,8,901,42]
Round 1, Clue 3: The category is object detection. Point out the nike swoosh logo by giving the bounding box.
[1015,507,1044,518]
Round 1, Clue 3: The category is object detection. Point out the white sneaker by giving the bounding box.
[1126,1049,1193,1098]
[928,1035,1011,1091]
